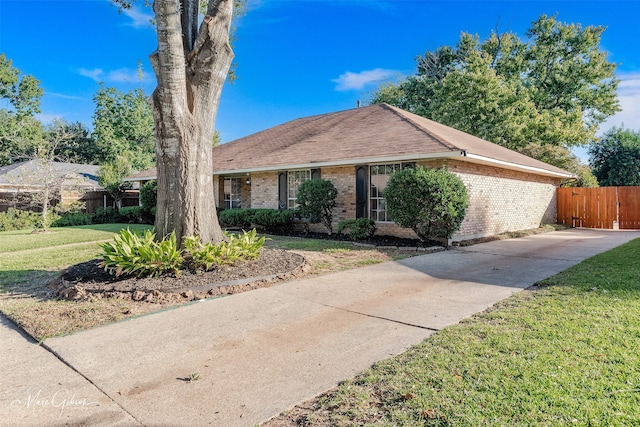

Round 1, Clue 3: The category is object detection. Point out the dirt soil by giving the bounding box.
[58,248,305,295]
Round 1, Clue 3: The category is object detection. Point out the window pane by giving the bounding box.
[369,163,401,223]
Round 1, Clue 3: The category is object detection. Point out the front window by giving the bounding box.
[224,177,242,209]
[370,163,402,222]
[288,169,311,209]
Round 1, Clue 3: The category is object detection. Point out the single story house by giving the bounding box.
[128,103,574,241]
[0,160,107,212]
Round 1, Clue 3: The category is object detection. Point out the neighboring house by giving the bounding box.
[128,103,574,241]
[0,160,105,212]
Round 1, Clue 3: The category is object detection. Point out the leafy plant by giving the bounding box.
[385,166,468,241]
[92,206,124,224]
[140,180,157,212]
[337,218,376,240]
[219,208,294,231]
[118,206,144,223]
[52,212,92,227]
[0,208,54,231]
[99,229,183,277]
[296,179,338,234]
[183,229,265,271]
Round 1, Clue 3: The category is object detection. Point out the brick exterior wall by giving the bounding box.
[248,171,279,209]
[215,160,560,241]
[442,160,559,240]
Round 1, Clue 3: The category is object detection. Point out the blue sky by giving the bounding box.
[1,0,639,162]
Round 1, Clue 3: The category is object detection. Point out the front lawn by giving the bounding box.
[267,238,640,426]
[0,225,415,340]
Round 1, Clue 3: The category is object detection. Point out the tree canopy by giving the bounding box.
[0,54,44,165]
[589,127,640,186]
[371,14,619,158]
[92,85,155,171]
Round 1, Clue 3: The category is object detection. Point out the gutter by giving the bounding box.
[124,150,574,181]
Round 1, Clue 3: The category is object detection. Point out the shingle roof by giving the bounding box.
[0,160,102,189]
[128,103,574,180]
[211,103,573,178]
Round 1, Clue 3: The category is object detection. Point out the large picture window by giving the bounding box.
[223,177,242,210]
[287,169,311,209]
[370,163,402,222]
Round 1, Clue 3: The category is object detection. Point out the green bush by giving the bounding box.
[99,229,183,277]
[139,180,157,212]
[296,179,338,234]
[92,207,124,224]
[219,208,256,228]
[183,229,266,271]
[337,218,377,240]
[385,166,468,241]
[219,208,294,231]
[0,208,58,231]
[52,212,92,227]
[119,206,144,223]
[252,209,294,231]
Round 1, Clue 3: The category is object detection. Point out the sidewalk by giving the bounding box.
[2,228,639,426]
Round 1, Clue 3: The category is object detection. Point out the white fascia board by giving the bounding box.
[462,152,576,179]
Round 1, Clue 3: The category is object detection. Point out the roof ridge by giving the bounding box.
[379,103,459,151]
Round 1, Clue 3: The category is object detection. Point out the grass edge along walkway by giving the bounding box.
[275,238,640,427]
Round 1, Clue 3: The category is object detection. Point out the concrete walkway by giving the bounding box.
[2,229,639,426]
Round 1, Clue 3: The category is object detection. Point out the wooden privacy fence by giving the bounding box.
[557,186,640,229]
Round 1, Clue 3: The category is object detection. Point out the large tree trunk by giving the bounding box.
[150,0,233,244]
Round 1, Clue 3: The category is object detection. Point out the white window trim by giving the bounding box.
[287,169,311,209]
[369,163,402,223]
[224,177,242,210]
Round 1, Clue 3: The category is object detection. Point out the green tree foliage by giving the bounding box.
[589,127,640,186]
[97,155,134,209]
[384,167,468,241]
[139,180,158,212]
[518,143,598,187]
[370,15,619,179]
[296,179,338,234]
[92,85,155,171]
[0,54,43,165]
[48,120,101,164]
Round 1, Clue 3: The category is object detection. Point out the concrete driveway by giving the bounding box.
[2,228,639,426]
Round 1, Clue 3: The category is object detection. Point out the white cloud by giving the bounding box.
[122,6,153,28]
[78,68,104,82]
[77,67,153,84]
[332,68,399,91]
[600,72,640,133]
[48,92,86,101]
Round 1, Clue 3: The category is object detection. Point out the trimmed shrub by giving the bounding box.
[52,212,92,227]
[385,166,468,241]
[296,179,338,234]
[337,218,377,240]
[119,206,144,223]
[92,207,124,224]
[99,229,183,277]
[219,208,256,228]
[252,209,294,231]
[219,208,294,232]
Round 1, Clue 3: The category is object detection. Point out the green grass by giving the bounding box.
[302,238,640,426]
[0,224,152,291]
[0,224,151,253]
[266,235,353,251]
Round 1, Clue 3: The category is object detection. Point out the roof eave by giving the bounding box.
[123,150,575,180]
[462,152,575,179]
